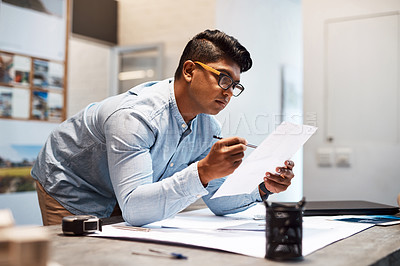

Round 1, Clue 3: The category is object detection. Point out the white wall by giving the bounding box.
[216,0,303,202]
[67,36,112,117]
[303,0,400,206]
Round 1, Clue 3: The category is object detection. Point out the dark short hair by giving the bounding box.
[174,29,252,80]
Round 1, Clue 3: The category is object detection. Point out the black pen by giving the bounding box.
[131,248,188,260]
[213,135,258,149]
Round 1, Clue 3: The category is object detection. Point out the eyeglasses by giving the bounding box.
[194,61,245,97]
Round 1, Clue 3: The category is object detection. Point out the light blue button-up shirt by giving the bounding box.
[31,79,265,226]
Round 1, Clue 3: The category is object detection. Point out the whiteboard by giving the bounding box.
[0,1,67,61]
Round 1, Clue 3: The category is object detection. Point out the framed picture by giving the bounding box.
[33,59,49,88]
[48,62,64,90]
[0,119,58,194]
[13,55,31,86]
[48,92,63,121]
[0,52,13,84]
[0,86,30,119]
[0,87,12,117]
[0,53,31,87]
[32,91,48,120]
[0,143,43,193]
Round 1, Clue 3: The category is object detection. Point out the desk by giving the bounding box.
[47,218,400,266]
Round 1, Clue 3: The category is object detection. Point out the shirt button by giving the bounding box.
[170,163,174,167]
[196,195,202,198]
[181,123,186,128]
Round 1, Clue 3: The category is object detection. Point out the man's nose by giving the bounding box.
[222,86,234,97]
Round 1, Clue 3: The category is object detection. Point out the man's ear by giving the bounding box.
[182,60,196,83]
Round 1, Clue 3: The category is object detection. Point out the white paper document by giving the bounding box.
[212,122,318,198]
[91,204,373,258]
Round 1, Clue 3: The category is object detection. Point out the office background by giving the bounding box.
[0,0,399,225]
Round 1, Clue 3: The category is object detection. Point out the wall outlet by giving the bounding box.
[335,148,352,167]
[317,148,334,167]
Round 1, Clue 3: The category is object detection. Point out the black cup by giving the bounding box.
[264,198,305,260]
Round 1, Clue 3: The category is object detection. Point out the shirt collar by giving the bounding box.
[169,79,197,133]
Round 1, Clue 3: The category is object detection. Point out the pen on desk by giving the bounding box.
[149,249,188,260]
[213,135,258,149]
[131,248,188,260]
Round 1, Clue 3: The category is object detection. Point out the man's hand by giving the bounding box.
[198,137,247,186]
[260,160,295,195]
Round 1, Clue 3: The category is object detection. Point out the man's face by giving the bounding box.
[188,58,241,116]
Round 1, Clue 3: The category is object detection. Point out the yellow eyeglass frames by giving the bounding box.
[194,61,245,97]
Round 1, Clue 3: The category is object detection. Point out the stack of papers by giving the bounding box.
[91,204,375,258]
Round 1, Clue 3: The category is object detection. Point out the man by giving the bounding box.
[32,29,294,226]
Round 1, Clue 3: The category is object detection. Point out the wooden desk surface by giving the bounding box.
[47,220,400,266]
